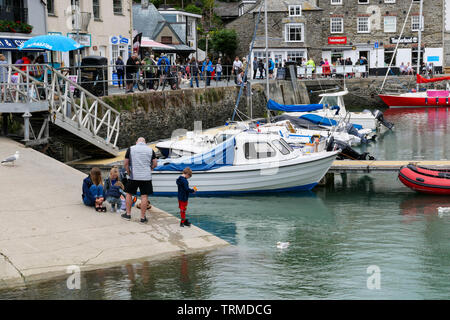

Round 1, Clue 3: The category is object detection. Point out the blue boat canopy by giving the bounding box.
[154,137,236,172]
[300,114,363,130]
[267,99,340,114]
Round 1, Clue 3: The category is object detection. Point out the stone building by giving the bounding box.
[319,0,444,73]
[227,0,446,73]
[227,0,323,68]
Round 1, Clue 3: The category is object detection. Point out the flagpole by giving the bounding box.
[264,0,270,123]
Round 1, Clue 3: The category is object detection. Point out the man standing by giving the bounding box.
[232,56,243,84]
[252,57,258,79]
[202,57,213,86]
[125,54,139,93]
[122,137,158,224]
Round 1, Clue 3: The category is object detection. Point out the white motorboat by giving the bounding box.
[271,90,393,132]
[152,131,339,196]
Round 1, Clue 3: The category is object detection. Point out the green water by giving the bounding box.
[1,108,450,300]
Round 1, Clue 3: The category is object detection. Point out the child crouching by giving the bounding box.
[176,167,196,227]
[105,181,126,213]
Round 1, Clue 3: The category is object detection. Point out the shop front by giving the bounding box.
[0,35,43,64]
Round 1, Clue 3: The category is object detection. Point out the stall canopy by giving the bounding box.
[140,37,174,49]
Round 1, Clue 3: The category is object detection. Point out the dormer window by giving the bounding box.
[289,5,302,17]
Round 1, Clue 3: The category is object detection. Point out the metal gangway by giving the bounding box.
[0,64,120,157]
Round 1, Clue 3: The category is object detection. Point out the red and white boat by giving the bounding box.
[379,75,450,108]
[398,164,450,195]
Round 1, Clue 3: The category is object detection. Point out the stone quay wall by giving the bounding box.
[101,86,267,149]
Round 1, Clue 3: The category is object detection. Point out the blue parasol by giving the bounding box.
[19,34,83,52]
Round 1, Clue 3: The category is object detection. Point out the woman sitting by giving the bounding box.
[82,167,106,212]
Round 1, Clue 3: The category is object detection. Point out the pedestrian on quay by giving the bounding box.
[215,58,222,82]
[105,181,126,213]
[82,167,106,212]
[189,57,199,88]
[125,54,139,93]
[0,54,8,94]
[232,56,243,84]
[252,57,258,79]
[115,56,125,89]
[258,58,265,79]
[399,62,407,76]
[202,57,213,86]
[176,167,196,227]
[268,58,275,79]
[122,137,157,224]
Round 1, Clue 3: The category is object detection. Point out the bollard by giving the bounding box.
[22,112,32,142]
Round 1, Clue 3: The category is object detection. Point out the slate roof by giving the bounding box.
[133,4,166,39]
[214,1,240,18]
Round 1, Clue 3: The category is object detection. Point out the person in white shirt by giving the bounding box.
[232,56,243,84]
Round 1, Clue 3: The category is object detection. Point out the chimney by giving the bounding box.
[142,0,149,9]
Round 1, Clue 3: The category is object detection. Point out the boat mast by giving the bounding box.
[380,0,414,93]
[265,0,271,123]
[416,0,423,91]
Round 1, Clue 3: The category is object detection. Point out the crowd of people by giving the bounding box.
[81,137,197,227]
[114,52,252,92]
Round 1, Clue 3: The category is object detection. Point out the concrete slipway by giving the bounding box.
[0,137,229,290]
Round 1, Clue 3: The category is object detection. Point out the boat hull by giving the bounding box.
[379,94,450,108]
[152,151,338,196]
[398,165,450,195]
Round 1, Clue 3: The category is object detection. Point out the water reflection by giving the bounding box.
[356,107,450,161]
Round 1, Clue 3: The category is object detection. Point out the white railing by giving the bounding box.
[0,64,120,151]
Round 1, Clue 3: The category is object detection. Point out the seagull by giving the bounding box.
[1,151,19,166]
[276,241,290,249]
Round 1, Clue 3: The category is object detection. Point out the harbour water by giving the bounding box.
[1,108,450,300]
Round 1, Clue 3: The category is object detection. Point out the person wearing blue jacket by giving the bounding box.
[82,167,106,212]
[176,167,196,227]
[268,58,275,79]
[105,181,126,213]
[202,57,213,86]
[157,55,170,76]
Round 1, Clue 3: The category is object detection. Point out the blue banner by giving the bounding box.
[0,38,28,49]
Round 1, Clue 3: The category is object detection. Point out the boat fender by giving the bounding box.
[436,97,439,105]
[446,98,449,104]
[425,97,428,105]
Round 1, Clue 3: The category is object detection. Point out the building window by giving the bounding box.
[187,19,193,37]
[384,16,396,33]
[47,0,55,15]
[411,15,424,31]
[239,4,244,16]
[287,51,305,63]
[357,17,370,33]
[330,18,344,33]
[331,0,343,4]
[358,0,369,3]
[93,0,100,19]
[113,0,123,15]
[285,23,304,42]
[289,5,302,17]
[161,36,172,44]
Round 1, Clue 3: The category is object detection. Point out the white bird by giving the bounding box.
[1,151,20,166]
[276,241,290,249]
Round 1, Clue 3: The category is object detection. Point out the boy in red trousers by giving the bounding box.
[176,167,196,227]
